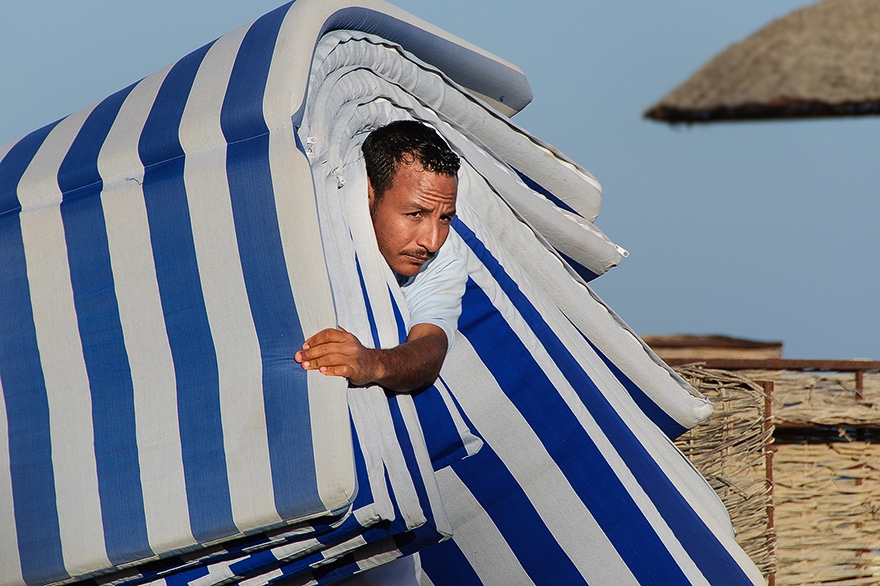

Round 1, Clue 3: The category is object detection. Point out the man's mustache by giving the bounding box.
[400,248,435,261]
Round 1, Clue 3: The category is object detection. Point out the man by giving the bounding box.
[295,120,465,393]
[295,122,465,585]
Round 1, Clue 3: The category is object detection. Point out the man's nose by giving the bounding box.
[417,220,443,252]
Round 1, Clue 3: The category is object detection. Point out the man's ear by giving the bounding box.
[367,177,375,209]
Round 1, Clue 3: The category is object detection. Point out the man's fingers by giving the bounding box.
[303,329,331,349]
[296,328,371,383]
[297,341,356,363]
[316,364,353,379]
[304,327,353,349]
[300,349,354,368]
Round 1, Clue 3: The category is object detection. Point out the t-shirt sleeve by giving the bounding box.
[399,232,467,352]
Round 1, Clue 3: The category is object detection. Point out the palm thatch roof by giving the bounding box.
[645,0,880,123]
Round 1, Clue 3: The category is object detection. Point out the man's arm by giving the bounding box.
[294,323,447,393]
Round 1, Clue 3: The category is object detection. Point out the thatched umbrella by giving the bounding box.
[645,0,880,123]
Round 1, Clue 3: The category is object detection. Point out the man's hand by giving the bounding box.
[295,324,447,393]
[295,327,380,387]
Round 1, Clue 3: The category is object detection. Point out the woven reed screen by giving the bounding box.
[675,366,880,586]
[673,366,776,581]
[743,370,880,586]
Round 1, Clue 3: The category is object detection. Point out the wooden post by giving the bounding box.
[762,380,776,586]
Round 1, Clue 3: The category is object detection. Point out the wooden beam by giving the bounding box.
[662,358,880,372]
[664,358,880,398]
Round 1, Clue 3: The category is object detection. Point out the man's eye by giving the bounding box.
[407,211,422,218]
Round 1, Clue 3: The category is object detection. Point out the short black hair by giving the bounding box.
[362,120,460,200]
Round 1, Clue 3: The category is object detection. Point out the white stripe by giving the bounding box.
[263,2,306,129]
[434,468,535,586]
[99,66,195,554]
[240,569,285,586]
[273,131,355,513]
[346,390,396,528]
[188,563,234,586]
[320,534,368,562]
[0,375,24,586]
[272,537,324,561]
[433,376,482,458]
[17,108,111,574]
[352,542,405,573]
[266,24,355,512]
[178,21,281,533]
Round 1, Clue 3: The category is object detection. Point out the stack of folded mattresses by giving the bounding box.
[0,1,765,584]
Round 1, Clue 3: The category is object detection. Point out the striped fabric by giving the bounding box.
[0,1,761,585]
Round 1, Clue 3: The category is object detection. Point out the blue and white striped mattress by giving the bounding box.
[0,1,764,584]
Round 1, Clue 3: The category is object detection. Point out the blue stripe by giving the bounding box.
[229,548,279,578]
[165,566,209,586]
[58,84,152,564]
[421,539,484,586]
[308,552,359,585]
[139,42,236,542]
[354,256,381,348]
[57,84,131,192]
[220,3,290,145]
[559,250,600,283]
[514,168,578,216]
[412,379,470,471]
[387,398,437,527]
[220,3,320,520]
[387,292,409,342]
[349,419,369,509]
[456,219,754,584]
[0,124,68,585]
[454,440,586,584]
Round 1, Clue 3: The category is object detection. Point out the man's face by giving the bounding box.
[369,161,458,277]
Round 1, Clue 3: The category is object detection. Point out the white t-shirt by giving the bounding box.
[395,230,467,350]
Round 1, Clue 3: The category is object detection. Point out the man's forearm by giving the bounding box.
[295,323,448,393]
[366,327,447,392]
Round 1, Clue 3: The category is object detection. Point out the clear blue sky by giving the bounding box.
[3,1,877,360]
